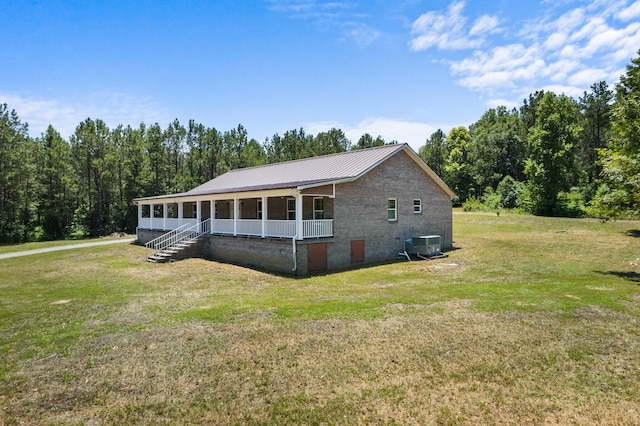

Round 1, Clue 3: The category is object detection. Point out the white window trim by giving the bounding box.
[287,198,296,221]
[413,199,422,214]
[257,200,263,220]
[388,198,397,222]
[313,197,324,219]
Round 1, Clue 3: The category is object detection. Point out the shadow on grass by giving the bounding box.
[596,270,640,283]
[626,229,640,238]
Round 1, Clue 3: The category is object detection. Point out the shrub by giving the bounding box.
[462,196,487,212]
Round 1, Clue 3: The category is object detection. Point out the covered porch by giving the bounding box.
[136,187,334,240]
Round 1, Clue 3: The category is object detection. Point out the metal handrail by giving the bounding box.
[145,219,211,259]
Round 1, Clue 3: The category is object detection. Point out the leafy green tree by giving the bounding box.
[223,124,249,169]
[443,126,474,201]
[353,133,385,150]
[240,139,267,167]
[592,52,640,218]
[38,125,76,239]
[578,81,613,187]
[419,129,448,176]
[520,90,546,139]
[468,106,526,190]
[145,123,167,196]
[70,118,116,236]
[313,128,351,155]
[164,119,187,193]
[0,104,38,242]
[525,92,581,216]
[496,175,524,209]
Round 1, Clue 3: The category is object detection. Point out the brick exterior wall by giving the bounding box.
[201,235,297,274]
[326,149,453,272]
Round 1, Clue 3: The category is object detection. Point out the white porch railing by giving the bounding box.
[237,219,262,236]
[212,219,234,234]
[143,218,333,239]
[139,217,196,230]
[264,220,296,238]
[303,219,333,238]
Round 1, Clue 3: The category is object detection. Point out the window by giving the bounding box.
[141,205,150,218]
[287,198,296,220]
[191,202,197,219]
[153,204,164,218]
[167,203,178,218]
[388,198,397,221]
[413,199,422,214]
[313,197,324,219]
[257,200,263,220]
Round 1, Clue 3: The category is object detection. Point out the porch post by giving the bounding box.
[196,200,201,222]
[296,192,303,240]
[163,202,167,230]
[137,203,142,227]
[261,196,267,238]
[178,202,184,227]
[214,200,216,234]
[233,198,239,236]
[150,204,154,230]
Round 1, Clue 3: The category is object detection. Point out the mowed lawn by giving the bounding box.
[1,212,639,425]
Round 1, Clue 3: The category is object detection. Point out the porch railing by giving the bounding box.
[145,218,211,256]
[303,219,333,238]
[209,219,332,238]
[144,218,333,239]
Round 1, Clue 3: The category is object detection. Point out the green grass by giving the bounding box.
[0,211,639,425]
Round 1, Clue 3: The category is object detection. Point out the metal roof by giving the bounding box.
[134,144,455,201]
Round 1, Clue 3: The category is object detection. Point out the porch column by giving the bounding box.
[196,200,201,223]
[214,200,216,234]
[163,202,167,230]
[178,202,184,227]
[296,193,303,240]
[233,198,239,236]
[261,196,267,238]
[137,203,142,227]
[150,204,154,230]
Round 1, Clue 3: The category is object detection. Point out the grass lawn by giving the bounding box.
[0,211,639,425]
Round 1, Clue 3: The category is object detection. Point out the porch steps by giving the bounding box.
[145,220,210,264]
[147,238,201,263]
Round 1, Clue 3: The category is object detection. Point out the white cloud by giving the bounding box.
[616,0,640,20]
[409,1,495,51]
[410,0,640,107]
[305,117,453,151]
[568,68,610,86]
[343,22,381,47]
[469,15,500,36]
[0,91,170,139]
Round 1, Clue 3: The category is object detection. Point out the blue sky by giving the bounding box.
[2,0,639,151]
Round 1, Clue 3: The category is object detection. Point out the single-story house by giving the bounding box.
[134,143,455,275]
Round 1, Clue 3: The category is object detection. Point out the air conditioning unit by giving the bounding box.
[411,235,441,257]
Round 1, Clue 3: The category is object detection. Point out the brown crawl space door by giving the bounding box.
[351,240,364,263]
[307,242,327,273]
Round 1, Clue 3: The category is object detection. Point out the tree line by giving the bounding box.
[420,53,640,219]
[1,52,639,243]
[0,111,393,243]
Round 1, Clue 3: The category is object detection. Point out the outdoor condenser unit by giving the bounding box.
[407,235,441,257]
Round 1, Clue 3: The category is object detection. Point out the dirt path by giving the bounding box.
[0,238,136,260]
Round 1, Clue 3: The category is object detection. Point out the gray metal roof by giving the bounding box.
[186,143,407,195]
[134,144,455,201]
